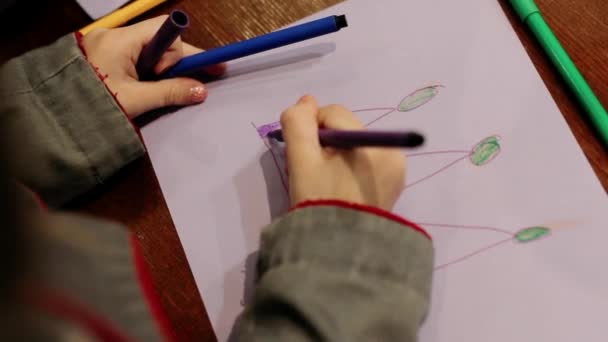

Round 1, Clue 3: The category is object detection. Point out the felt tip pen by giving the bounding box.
[267,129,425,149]
[510,0,608,147]
[136,10,190,79]
[80,0,169,35]
[162,14,348,78]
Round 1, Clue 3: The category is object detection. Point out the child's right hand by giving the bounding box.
[281,95,406,211]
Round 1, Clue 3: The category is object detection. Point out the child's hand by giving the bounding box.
[82,15,226,119]
[281,95,406,211]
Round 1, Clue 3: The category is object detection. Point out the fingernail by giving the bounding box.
[190,85,207,102]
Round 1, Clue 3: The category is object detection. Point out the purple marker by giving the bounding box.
[136,10,190,79]
[267,129,425,149]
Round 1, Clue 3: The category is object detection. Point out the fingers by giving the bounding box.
[122,78,208,118]
[281,95,323,166]
[122,15,184,75]
[125,15,227,76]
[281,99,364,156]
[181,42,202,56]
[153,37,185,74]
[152,40,227,76]
[318,104,365,130]
[183,42,227,76]
[281,95,322,204]
[125,15,171,47]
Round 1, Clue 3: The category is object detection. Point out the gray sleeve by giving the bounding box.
[235,205,434,342]
[0,33,145,207]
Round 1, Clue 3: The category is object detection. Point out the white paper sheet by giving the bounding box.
[76,0,129,19]
[141,0,608,340]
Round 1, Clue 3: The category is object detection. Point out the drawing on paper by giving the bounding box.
[355,84,444,126]
[255,121,282,139]
[515,226,551,243]
[470,135,501,166]
[405,135,501,190]
[251,122,289,193]
[254,84,445,138]
[416,222,552,270]
[251,84,551,274]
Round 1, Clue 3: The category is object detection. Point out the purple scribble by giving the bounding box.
[251,122,289,193]
[256,121,282,138]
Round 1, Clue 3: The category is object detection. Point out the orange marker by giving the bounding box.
[80,0,169,35]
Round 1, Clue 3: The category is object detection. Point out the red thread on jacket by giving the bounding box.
[26,288,134,342]
[74,32,143,141]
[130,235,177,342]
[30,190,47,211]
[291,199,432,240]
[15,181,47,211]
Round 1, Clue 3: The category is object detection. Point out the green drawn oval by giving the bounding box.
[398,86,441,112]
[515,226,550,243]
[470,136,501,166]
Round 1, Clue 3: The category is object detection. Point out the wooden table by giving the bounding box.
[2,0,607,340]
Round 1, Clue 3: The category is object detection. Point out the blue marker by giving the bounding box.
[163,15,348,78]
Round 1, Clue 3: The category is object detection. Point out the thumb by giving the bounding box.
[122,78,208,117]
[281,95,323,177]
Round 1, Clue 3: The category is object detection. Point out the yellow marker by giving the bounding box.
[80,0,169,35]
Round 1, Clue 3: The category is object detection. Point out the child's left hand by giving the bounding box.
[82,15,226,119]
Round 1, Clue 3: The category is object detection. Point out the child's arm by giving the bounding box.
[0,16,224,207]
[234,96,434,342]
[238,205,433,342]
[0,33,144,207]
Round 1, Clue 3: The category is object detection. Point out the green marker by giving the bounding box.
[510,0,608,147]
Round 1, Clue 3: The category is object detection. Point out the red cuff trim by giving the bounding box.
[31,189,47,211]
[74,32,143,141]
[16,181,47,211]
[129,235,177,342]
[291,199,432,240]
[26,288,133,342]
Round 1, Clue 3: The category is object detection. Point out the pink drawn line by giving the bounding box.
[434,237,514,271]
[351,107,397,127]
[251,122,289,194]
[404,155,470,190]
[363,108,397,127]
[407,150,472,158]
[353,107,396,113]
[417,222,514,236]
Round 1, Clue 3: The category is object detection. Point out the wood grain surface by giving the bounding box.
[1,0,606,341]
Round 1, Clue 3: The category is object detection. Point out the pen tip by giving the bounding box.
[267,129,282,141]
[407,132,425,147]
